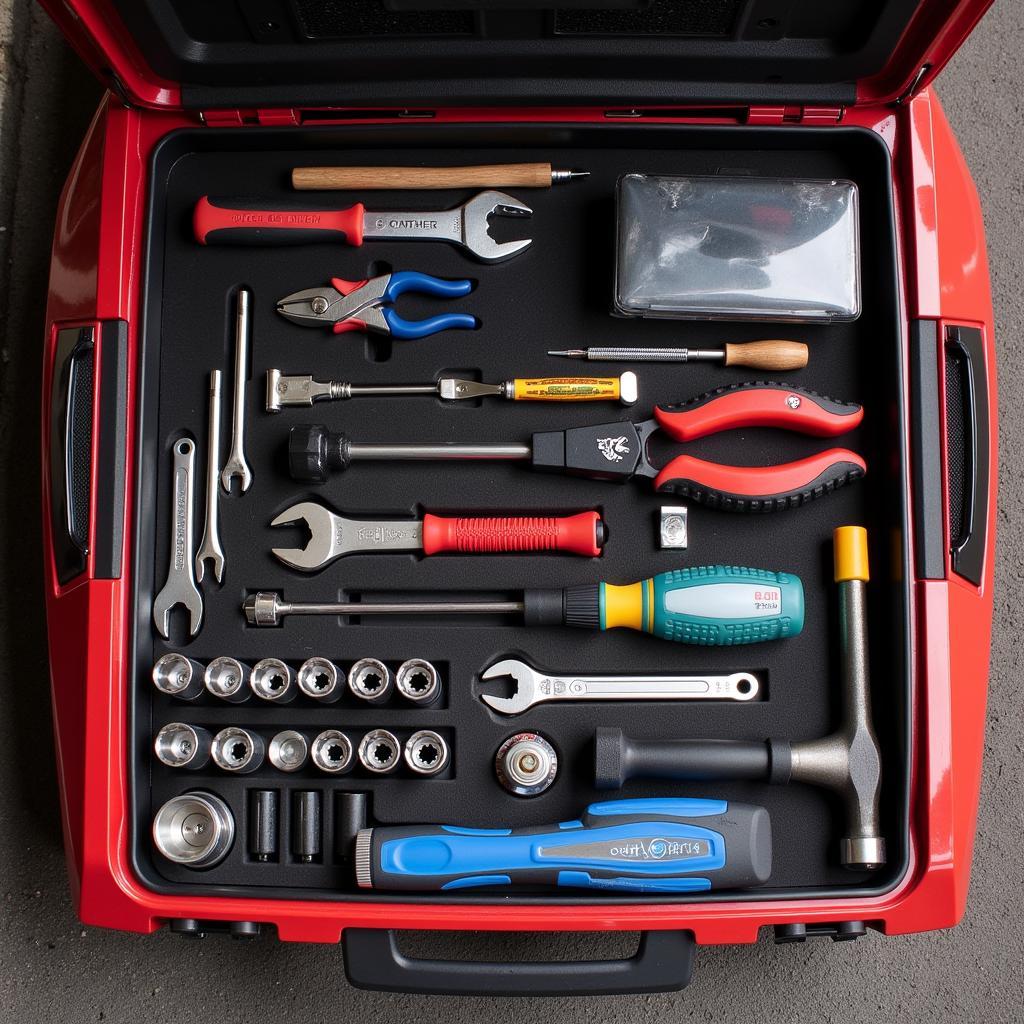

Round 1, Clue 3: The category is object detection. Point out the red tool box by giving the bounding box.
[40,0,997,995]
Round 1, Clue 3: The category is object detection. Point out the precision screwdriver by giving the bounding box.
[548,339,808,371]
[243,565,805,646]
[266,368,638,411]
[355,798,772,892]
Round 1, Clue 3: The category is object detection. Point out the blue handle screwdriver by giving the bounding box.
[354,798,771,893]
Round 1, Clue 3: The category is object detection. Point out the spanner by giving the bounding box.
[195,370,225,582]
[221,288,253,493]
[479,658,759,715]
[193,191,533,263]
[153,437,204,638]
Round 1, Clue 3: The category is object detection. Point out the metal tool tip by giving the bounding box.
[547,349,584,358]
[552,169,591,183]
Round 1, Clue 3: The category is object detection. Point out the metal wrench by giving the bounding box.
[195,370,225,582]
[153,437,203,638]
[221,288,253,493]
[479,658,758,715]
[193,191,533,263]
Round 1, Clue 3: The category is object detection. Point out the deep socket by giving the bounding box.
[250,658,297,703]
[347,658,393,704]
[292,791,322,862]
[311,730,353,774]
[404,730,449,776]
[152,654,205,700]
[248,789,278,862]
[211,727,265,773]
[358,729,401,773]
[153,722,212,769]
[297,657,342,701]
[395,659,441,705]
[204,657,250,703]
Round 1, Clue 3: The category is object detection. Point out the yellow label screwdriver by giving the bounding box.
[266,369,638,411]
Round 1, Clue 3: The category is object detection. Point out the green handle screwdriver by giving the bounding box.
[243,565,804,645]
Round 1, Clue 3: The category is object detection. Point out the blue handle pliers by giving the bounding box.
[276,270,478,340]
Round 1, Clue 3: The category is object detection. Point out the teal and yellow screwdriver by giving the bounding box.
[243,566,803,645]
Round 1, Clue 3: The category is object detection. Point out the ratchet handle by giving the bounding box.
[654,450,867,512]
[193,196,364,246]
[654,383,863,441]
[422,511,603,557]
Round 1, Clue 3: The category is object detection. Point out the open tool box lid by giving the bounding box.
[46,0,993,112]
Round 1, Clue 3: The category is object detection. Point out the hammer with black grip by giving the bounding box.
[594,526,885,871]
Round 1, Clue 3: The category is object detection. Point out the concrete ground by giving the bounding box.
[1,2,1021,1020]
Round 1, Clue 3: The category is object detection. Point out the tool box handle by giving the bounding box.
[342,928,694,995]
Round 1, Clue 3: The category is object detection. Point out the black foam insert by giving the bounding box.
[131,122,909,904]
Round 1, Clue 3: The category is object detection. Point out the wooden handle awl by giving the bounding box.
[292,163,555,191]
[723,340,809,371]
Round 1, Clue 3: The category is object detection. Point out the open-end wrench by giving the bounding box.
[153,437,203,638]
[221,288,253,493]
[195,370,225,583]
[479,658,759,715]
[193,191,533,263]
[269,501,604,571]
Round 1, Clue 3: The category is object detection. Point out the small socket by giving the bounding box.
[153,722,212,769]
[268,730,309,772]
[250,658,296,703]
[152,792,234,869]
[204,657,250,703]
[495,731,558,797]
[297,657,341,701]
[358,729,400,774]
[659,506,689,550]
[311,730,353,774]
[211,727,264,773]
[347,658,393,704]
[403,730,449,776]
[395,659,441,705]
[152,654,204,700]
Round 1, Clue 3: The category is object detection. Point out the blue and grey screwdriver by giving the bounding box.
[354,798,771,893]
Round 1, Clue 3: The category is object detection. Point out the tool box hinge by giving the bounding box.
[746,105,845,125]
[774,921,867,943]
[199,109,301,127]
[894,65,932,106]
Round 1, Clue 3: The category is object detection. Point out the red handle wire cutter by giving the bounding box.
[289,382,866,512]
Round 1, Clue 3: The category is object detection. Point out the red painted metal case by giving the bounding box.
[38,0,997,994]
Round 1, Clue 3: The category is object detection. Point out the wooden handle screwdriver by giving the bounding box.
[292,163,589,191]
[548,340,809,372]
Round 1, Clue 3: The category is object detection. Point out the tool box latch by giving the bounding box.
[774,921,867,943]
[747,105,844,125]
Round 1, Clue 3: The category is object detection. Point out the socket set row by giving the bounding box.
[152,653,443,706]
[154,723,452,777]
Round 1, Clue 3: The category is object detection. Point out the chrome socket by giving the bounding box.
[347,658,393,704]
[495,731,558,797]
[250,658,296,703]
[395,659,441,705]
[311,730,353,774]
[211,727,264,773]
[204,657,250,703]
[153,722,212,769]
[297,657,341,702]
[152,791,234,868]
[152,654,204,700]
[358,729,400,773]
[268,730,309,772]
[404,730,449,776]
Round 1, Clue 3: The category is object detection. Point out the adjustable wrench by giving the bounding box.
[195,370,225,582]
[153,437,203,638]
[479,658,758,715]
[221,288,253,493]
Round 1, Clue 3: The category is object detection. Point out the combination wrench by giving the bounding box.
[152,437,203,638]
[221,288,253,493]
[479,658,758,715]
[195,370,225,582]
